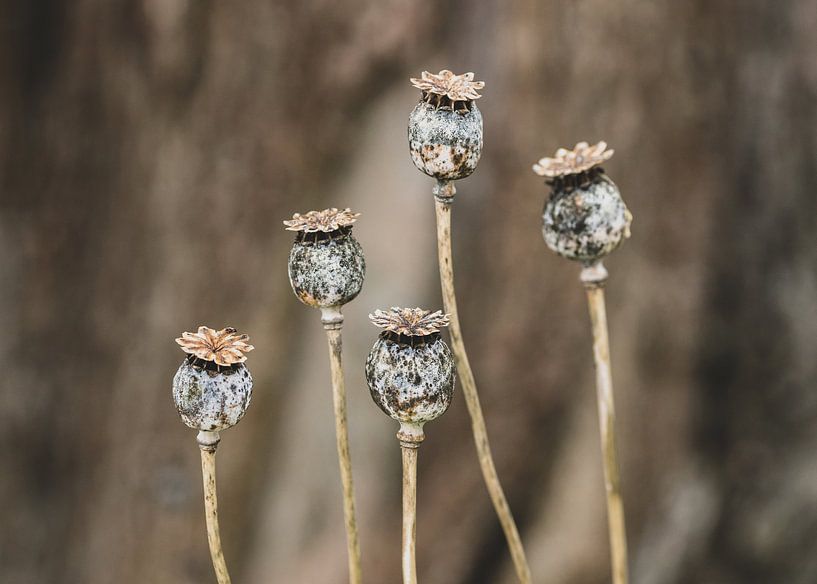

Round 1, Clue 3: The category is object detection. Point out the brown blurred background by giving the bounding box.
[1,1,816,583]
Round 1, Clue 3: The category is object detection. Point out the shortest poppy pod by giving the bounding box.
[285,208,366,309]
[365,307,455,439]
[172,326,254,432]
[533,141,632,263]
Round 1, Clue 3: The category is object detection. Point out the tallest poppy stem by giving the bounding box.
[433,182,533,584]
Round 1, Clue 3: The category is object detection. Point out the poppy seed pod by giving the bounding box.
[284,208,366,309]
[365,308,455,439]
[534,142,632,262]
[172,326,255,432]
[408,70,485,181]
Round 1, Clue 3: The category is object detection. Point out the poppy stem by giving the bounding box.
[398,423,424,584]
[197,431,232,584]
[433,181,533,584]
[321,307,363,584]
[581,262,629,584]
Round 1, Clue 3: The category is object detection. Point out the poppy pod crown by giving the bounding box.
[533,141,615,193]
[533,141,614,178]
[284,207,361,244]
[284,207,360,233]
[176,326,255,368]
[410,69,485,113]
[370,307,451,347]
[370,306,449,333]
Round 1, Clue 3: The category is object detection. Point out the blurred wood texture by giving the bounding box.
[0,1,815,583]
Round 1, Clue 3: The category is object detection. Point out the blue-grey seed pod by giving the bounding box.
[534,142,632,262]
[408,70,485,181]
[173,358,253,432]
[172,326,255,432]
[542,174,632,262]
[284,208,366,309]
[365,308,455,426]
[408,102,483,181]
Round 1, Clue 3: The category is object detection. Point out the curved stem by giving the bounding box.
[434,193,533,584]
[199,440,232,584]
[583,265,629,584]
[323,310,363,584]
[401,443,419,584]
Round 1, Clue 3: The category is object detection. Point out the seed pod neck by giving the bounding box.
[433,179,456,203]
[397,421,425,448]
[294,225,354,245]
[547,167,609,197]
[197,430,221,452]
[320,306,344,330]
[581,261,609,289]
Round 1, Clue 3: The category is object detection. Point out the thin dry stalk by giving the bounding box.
[322,309,363,584]
[401,443,419,584]
[199,444,232,584]
[582,263,629,584]
[434,188,533,584]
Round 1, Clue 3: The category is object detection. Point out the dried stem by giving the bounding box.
[322,307,363,584]
[401,442,419,584]
[433,184,533,584]
[582,262,629,584]
[198,432,231,584]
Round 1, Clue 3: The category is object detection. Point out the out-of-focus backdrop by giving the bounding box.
[2,1,816,583]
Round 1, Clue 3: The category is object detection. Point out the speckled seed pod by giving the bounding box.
[284,208,366,308]
[408,70,485,181]
[365,308,455,426]
[534,141,632,262]
[172,326,254,432]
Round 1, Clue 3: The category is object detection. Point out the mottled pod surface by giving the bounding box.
[288,231,365,308]
[172,359,253,432]
[408,102,482,181]
[365,334,455,424]
[542,176,632,262]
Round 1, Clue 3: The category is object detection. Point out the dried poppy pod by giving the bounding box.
[534,141,632,262]
[173,326,254,434]
[285,208,366,310]
[408,70,484,182]
[365,307,455,443]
